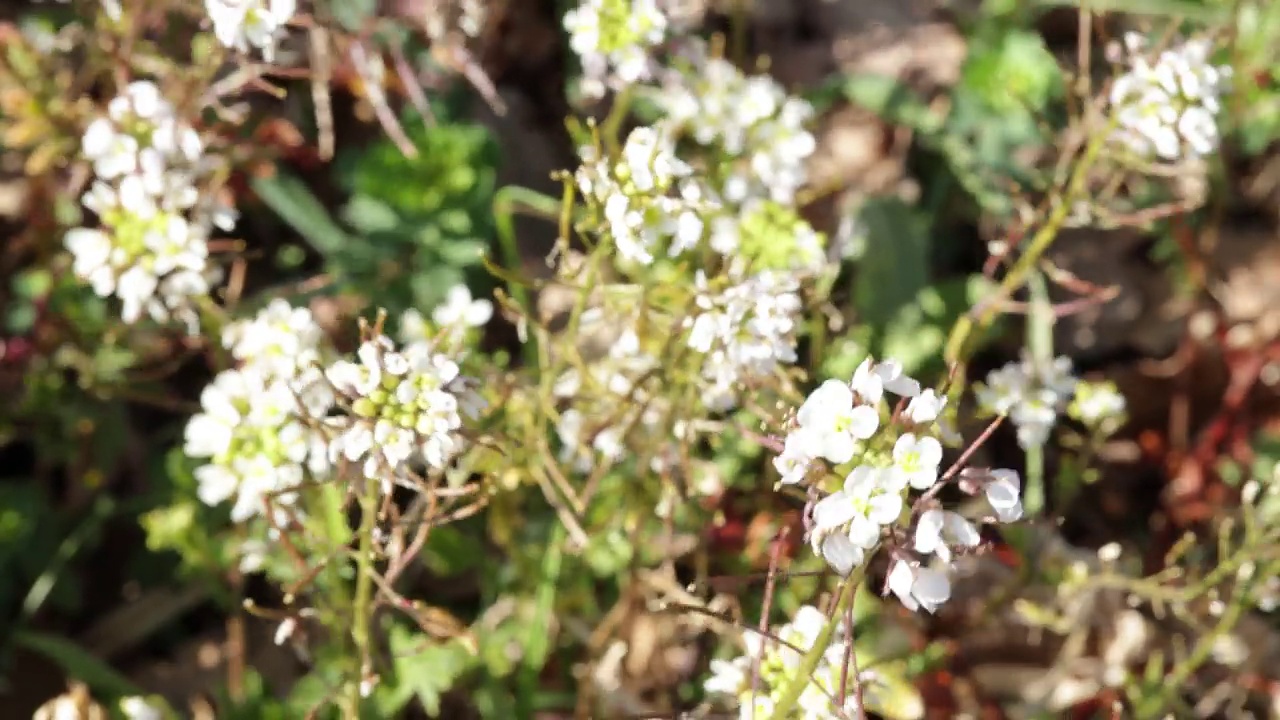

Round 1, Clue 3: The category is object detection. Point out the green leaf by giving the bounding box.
[854,198,932,328]
[252,173,352,255]
[380,626,475,717]
[1030,0,1226,21]
[14,630,141,698]
[880,275,997,376]
[342,195,401,235]
[840,74,945,134]
[963,30,1063,114]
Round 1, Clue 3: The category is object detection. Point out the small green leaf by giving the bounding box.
[342,195,400,235]
[252,173,352,255]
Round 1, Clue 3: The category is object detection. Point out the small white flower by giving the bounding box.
[328,336,477,479]
[913,508,981,563]
[793,379,879,464]
[703,657,747,697]
[119,696,167,720]
[1109,35,1230,161]
[904,389,946,425]
[811,465,903,573]
[984,469,1024,522]
[891,433,943,490]
[432,284,493,330]
[772,431,814,485]
[873,358,922,398]
[887,560,951,614]
[206,0,297,61]
[221,298,328,381]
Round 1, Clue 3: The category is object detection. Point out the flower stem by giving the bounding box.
[345,476,380,718]
[943,122,1112,366]
[766,571,862,720]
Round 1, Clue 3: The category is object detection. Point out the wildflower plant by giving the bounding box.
[5,1,1272,719]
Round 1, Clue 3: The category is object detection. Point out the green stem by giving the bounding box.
[766,571,861,720]
[345,477,380,718]
[943,125,1111,366]
[492,184,565,368]
[515,522,566,716]
[1023,269,1052,516]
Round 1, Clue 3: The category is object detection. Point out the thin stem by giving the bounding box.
[943,120,1113,365]
[1023,269,1053,516]
[345,476,380,718]
[766,571,862,720]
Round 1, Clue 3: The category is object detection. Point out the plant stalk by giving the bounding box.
[345,476,380,718]
[766,571,862,720]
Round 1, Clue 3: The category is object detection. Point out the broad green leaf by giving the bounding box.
[854,198,932,328]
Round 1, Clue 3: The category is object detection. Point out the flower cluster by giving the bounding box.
[774,358,1023,614]
[686,266,801,411]
[326,335,484,483]
[574,127,704,266]
[703,605,876,718]
[205,0,296,62]
[185,301,333,523]
[975,354,1080,449]
[654,40,817,206]
[1109,33,1230,161]
[564,0,668,98]
[65,80,233,332]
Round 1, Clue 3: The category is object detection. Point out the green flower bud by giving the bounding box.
[352,398,378,418]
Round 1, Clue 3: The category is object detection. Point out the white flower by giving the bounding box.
[1110,35,1230,161]
[652,41,817,205]
[772,431,814,485]
[221,298,327,381]
[913,508,980,563]
[873,359,922,398]
[887,560,951,614]
[432,284,493,330]
[70,81,220,331]
[891,433,943,490]
[685,267,802,410]
[703,657,748,697]
[811,465,904,573]
[563,0,667,98]
[904,389,946,425]
[185,367,325,523]
[328,335,478,480]
[793,379,879,464]
[206,0,297,61]
[1070,380,1127,426]
[976,355,1078,450]
[984,469,1024,522]
[119,696,167,720]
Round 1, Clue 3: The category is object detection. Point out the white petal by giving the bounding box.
[820,533,862,577]
[846,404,879,440]
[812,492,857,531]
